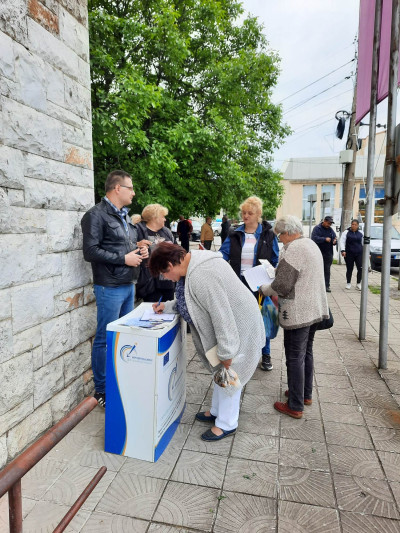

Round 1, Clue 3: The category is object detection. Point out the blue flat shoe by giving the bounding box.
[195,411,217,423]
[201,428,236,441]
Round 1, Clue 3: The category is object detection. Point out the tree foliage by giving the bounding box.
[89,0,289,219]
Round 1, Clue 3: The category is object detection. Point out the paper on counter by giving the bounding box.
[243,264,274,292]
[141,309,176,322]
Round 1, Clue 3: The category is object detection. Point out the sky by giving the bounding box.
[240,0,390,170]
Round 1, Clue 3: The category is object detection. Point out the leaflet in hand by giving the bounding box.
[141,309,176,322]
[243,264,274,292]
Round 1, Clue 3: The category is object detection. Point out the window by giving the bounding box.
[359,187,384,223]
[302,185,317,221]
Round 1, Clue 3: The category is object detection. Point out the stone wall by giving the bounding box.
[0,0,95,466]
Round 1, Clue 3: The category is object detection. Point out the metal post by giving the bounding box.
[359,0,383,340]
[8,480,22,533]
[379,0,399,368]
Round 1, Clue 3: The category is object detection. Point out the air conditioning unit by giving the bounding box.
[339,150,354,164]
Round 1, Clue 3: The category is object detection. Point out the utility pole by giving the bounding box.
[340,87,360,235]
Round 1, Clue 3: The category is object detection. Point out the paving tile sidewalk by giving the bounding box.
[2,264,400,532]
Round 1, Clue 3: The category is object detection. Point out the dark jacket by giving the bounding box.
[81,198,140,287]
[343,228,363,255]
[220,220,231,243]
[311,222,337,257]
[220,221,278,278]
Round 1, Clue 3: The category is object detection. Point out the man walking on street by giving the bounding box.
[81,170,149,407]
[311,215,337,292]
[177,215,192,252]
[200,217,214,249]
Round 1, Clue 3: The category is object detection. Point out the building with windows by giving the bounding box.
[276,132,400,231]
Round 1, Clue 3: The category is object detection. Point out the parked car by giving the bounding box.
[368,223,400,270]
[190,221,202,241]
[212,222,222,236]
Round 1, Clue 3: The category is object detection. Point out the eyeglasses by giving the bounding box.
[119,185,134,191]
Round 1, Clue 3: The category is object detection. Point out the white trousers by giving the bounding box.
[209,383,241,431]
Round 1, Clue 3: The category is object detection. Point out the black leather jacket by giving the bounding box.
[81,199,140,287]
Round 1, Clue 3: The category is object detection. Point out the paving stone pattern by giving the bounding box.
[1,265,400,531]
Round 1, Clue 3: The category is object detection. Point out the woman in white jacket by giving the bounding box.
[340,219,363,290]
[149,241,265,442]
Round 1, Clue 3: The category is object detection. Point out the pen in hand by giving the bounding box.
[153,296,164,314]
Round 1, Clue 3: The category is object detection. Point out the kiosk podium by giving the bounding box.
[104,303,186,462]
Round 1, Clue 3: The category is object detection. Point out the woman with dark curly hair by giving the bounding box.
[149,241,265,442]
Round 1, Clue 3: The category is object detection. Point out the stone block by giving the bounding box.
[39,0,59,15]
[81,119,92,150]
[62,122,84,148]
[46,63,65,107]
[0,351,33,416]
[2,97,63,160]
[14,42,47,112]
[0,31,15,79]
[70,303,97,347]
[25,176,65,209]
[41,312,73,364]
[77,56,90,89]
[54,287,84,316]
[36,253,63,278]
[0,319,13,364]
[0,396,34,434]
[0,187,11,232]
[7,188,24,206]
[47,210,81,252]
[25,152,83,186]
[34,357,64,407]
[64,340,91,386]
[79,168,94,189]
[5,206,47,234]
[0,289,11,321]
[51,378,83,422]
[0,0,28,43]
[64,76,91,120]
[27,18,79,80]
[83,376,94,397]
[52,275,63,295]
[7,402,52,459]
[0,234,42,288]
[13,324,42,356]
[64,144,92,169]
[0,435,7,468]
[0,75,18,100]
[32,345,43,371]
[58,0,87,27]
[47,100,82,129]
[11,279,54,333]
[84,284,95,305]
[66,184,93,210]
[28,0,59,35]
[59,7,88,61]
[0,145,25,188]
[61,250,92,292]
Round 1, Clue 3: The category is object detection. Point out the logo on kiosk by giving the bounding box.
[168,363,177,401]
[120,344,138,363]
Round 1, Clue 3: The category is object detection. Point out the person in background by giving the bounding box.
[220,215,231,244]
[150,242,264,441]
[311,215,337,293]
[260,215,328,419]
[200,217,214,249]
[136,203,176,301]
[177,215,192,252]
[340,219,363,290]
[219,196,279,371]
[81,169,149,408]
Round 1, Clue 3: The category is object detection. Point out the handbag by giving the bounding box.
[258,294,280,339]
[315,308,334,330]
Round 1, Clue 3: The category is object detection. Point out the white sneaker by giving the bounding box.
[346,283,351,289]
[356,283,361,290]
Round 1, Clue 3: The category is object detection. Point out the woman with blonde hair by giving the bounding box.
[220,196,279,371]
[136,203,175,301]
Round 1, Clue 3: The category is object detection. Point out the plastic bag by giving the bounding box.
[259,294,279,339]
[213,367,242,394]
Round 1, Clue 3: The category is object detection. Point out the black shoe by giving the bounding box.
[261,354,273,371]
[326,287,331,293]
[94,392,106,408]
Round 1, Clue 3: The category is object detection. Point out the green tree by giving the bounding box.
[89,0,289,218]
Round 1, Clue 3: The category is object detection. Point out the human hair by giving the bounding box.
[105,170,131,192]
[351,219,359,225]
[240,196,263,221]
[206,216,212,223]
[148,242,187,276]
[141,203,168,222]
[274,215,303,236]
[131,214,142,224]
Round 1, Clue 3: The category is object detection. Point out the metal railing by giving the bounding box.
[0,396,107,533]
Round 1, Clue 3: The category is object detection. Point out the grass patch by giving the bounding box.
[369,285,381,295]
[332,259,338,264]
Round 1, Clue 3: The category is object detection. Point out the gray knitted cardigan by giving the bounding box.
[163,250,264,387]
[262,237,329,330]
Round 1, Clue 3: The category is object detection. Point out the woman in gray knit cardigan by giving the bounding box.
[260,215,329,419]
[149,241,265,441]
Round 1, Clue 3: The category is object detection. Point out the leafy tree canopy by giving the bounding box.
[89,0,290,220]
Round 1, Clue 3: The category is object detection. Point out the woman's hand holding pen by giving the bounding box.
[152,297,165,314]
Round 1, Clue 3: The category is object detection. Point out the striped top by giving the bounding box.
[240,233,257,274]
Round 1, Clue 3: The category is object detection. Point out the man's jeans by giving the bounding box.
[283,325,317,411]
[322,254,333,289]
[92,284,135,393]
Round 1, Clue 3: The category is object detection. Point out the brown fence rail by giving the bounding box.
[0,396,106,533]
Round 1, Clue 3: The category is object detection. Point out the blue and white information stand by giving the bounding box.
[105,303,186,462]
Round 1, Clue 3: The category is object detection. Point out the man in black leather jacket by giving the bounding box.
[81,170,149,407]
